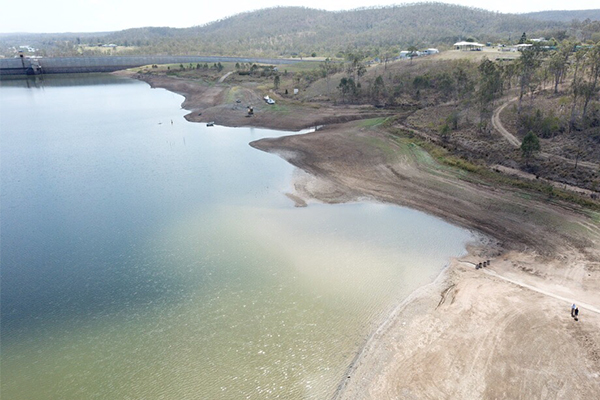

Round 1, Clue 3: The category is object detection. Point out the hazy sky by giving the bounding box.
[1,0,598,33]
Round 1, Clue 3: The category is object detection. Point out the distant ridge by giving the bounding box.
[101,4,565,56]
[524,9,600,22]
[2,3,598,57]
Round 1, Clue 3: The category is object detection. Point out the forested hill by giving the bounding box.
[524,9,600,22]
[3,3,599,57]
[102,4,566,56]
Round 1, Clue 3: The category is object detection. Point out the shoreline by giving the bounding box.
[332,257,457,399]
[118,71,400,131]
[128,71,600,398]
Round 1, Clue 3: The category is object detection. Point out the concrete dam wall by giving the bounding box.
[0,56,307,76]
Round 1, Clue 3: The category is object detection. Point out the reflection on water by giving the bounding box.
[0,73,135,88]
[0,75,473,399]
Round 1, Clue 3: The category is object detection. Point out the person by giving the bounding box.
[571,304,576,317]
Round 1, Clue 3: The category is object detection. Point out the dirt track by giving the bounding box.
[492,96,521,146]
[492,97,599,171]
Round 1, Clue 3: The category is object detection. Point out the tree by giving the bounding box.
[521,131,540,166]
[547,43,571,94]
[319,58,334,97]
[518,32,527,44]
[569,48,587,131]
[407,46,418,64]
[371,75,385,103]
[517,46,542,113]
[338,77,357,103]
[477,58,503,127]
[382,47,397,70]
[581,42,600,120]
[439,123,451,141]
[452,60,475,102]
[345,51,366,84]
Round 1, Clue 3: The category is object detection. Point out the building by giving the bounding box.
[422,48,439,55]
[453,41,484,51]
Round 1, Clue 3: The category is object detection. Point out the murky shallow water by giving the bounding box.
[1,75,473,399]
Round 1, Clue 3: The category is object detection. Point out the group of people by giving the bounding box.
[571,304,580,320]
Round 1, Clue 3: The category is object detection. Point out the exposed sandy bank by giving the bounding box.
[337,257,600,399]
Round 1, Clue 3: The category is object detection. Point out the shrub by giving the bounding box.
[518,108,562,138]
[412,75,431,89]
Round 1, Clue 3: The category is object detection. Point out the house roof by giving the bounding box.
[454,41,484,47]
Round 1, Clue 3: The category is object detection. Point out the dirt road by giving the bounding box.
[492,97,599,171]
[491,96,521,146]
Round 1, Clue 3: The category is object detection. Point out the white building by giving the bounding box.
[422,48,439,55]
[454,41,484,51]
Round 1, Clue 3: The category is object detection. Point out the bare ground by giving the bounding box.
[337,261,600,400]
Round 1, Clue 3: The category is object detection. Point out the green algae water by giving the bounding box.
[0,75,473,399]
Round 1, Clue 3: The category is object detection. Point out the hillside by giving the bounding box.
[0,3,579,58]
[524,9,600,22]
[103,4,565,56]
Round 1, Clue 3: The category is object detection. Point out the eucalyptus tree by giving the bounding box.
[569,47,587,130]
[581,42,600,120]
[319,58,334,97]
[547,42,572,94]
[477,58,503,128]
[517,45,543,114]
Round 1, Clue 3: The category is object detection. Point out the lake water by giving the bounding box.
[0,74,473,399]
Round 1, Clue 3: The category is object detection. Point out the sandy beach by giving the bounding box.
[129,72,600,399]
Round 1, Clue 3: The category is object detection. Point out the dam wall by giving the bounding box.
[0,56,307,76]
